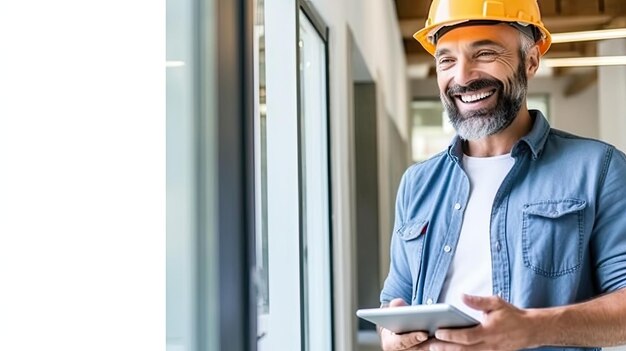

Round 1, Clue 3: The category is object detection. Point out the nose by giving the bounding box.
[454,57,479,87]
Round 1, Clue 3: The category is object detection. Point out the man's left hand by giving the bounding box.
[426,294,542,351]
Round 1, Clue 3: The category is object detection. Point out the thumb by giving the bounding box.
[462,294,503,313]
[388,298,408,308]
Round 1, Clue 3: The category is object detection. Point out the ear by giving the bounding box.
[525,45,541,78]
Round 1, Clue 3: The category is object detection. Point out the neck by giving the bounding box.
[463,107,533,157]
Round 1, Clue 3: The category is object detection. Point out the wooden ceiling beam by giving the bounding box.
[543,15,613,31]
[395,0,625,19]
[538,0,559,16]
[406,53,433,65]
[604,0,626,16]
[403,38,427,55]
[394,0,430,20]
[559,0,602,15]
[564,69,598,97]
[398,19,422,39]
[551,66,590,77]
[607,16,626,28]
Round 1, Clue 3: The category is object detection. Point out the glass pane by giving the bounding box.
[254,0,270,350]
[166,0,216,348]
[299,11,332,351]
[528,94,550,120]
[411,99,455,162]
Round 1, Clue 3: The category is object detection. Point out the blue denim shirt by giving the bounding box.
[380,111,626,351]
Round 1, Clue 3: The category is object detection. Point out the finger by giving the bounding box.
[435,325,481,346]
[396,331,429,349]
[405,331,429,344]
[389,298,409,307]
[427,339,488,351]
[426,339,466,351]
[403,338,435,351]
[462,294,503,313]
[382,329,428,350]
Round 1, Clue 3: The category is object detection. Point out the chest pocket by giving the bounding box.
[522,199,586,277]
[398,218,428,302]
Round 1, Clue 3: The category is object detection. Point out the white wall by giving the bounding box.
[312,0,410,138]
[530,77,599,139]
[410,76,599,139]
[598,39,626,151]
[306,1,410,350]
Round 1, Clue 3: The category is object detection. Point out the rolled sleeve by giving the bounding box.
[592,148,626,292]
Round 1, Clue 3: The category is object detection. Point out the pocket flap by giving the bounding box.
[523,199,587,218]
[397,218,428,241]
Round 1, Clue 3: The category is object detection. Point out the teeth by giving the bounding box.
[460,91,493,103]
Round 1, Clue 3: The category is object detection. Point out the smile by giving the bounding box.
[457,89,496,103]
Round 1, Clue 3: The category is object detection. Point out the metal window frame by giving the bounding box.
[203,0,256,350]
[193,0,335,349]
[295,1,335,350]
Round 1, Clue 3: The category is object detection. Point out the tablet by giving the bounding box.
[356,304,479,335]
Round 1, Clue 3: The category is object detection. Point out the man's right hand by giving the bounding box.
[379,298,430,351]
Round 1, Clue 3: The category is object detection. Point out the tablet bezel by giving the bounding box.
[356,303,479,335]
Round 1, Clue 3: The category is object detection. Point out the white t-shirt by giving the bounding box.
[439,153,515,321]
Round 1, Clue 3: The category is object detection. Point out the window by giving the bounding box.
[411,99,454,162]
[166,0,217,348]
[167,0,253,350]
[527,94,549,118]
[255,1,332,350]
[253,0,270,347]
[299,7,332,351]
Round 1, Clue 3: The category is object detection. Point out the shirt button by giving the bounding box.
[496,242,502,251]
[454,203,462,210]
[443,245,451,253]
[426,298,433,305]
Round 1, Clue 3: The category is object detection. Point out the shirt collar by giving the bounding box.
[446,110,551,161]
[516,110,551,160]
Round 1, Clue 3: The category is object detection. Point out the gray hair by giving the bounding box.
[519,31,535,61]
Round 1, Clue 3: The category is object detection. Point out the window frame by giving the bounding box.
[296,1,334,350]
[213,0,256,350]
[260,0,334,350]
[166,0,256,350]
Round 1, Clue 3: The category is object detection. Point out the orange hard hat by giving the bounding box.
[414,0,552,56]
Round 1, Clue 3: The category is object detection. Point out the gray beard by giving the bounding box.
[441,64,527,141]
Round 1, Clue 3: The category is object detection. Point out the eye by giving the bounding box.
[475,50,497,59]
[437,57,455,67]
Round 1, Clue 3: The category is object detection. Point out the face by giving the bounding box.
[434,25,535,140]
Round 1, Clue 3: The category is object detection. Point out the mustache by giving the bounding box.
[446,79,503,98]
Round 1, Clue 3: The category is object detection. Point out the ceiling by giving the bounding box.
[395,0,626,92]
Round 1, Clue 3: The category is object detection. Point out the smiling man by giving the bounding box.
[378,0,626,350]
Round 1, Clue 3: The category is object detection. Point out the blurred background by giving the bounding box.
[166,0,626,350]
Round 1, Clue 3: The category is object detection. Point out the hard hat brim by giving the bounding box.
[414,18,552,56]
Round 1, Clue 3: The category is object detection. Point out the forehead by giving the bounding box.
[435,24,520,54]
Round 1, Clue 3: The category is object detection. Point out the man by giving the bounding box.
[379,0,626,350]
